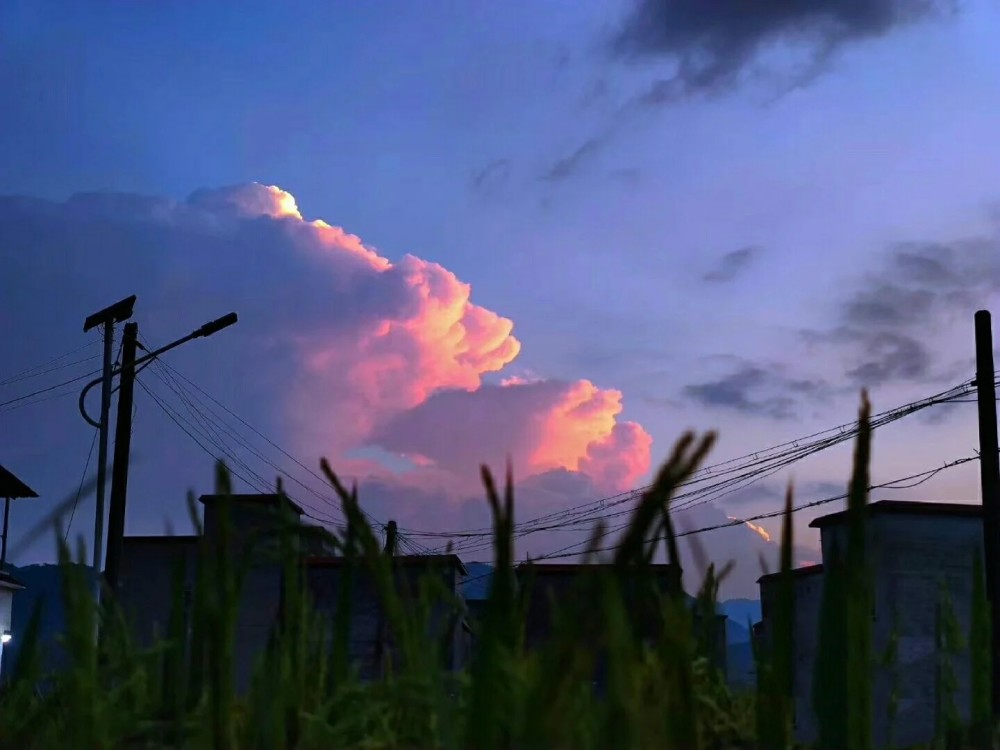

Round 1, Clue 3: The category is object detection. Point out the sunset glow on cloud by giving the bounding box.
[19,181,647,498]
[532,380,652,491]
[181,183,651,490]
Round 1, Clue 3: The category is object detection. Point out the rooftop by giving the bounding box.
[122,535,199,545]
[757,563,824,584]
[307,553,468,576]
[0,464,38,499]
[514,563,680,573]
[198,493,305,517]
[809,500,980,529]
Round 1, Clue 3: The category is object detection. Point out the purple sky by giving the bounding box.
[2,0,999,598]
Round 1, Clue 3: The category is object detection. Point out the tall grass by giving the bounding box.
[0,394,994,748]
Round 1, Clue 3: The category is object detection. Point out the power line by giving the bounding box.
[0,340,100,387]
[143,355,349,525]
[135,373,354,532]
[0,368,103,410]
[457,452,986,589]
[134,344,432,553]
[65,428,99,544]
[414,379,979,557]
[0,354,101,388]
[533,452,983,564]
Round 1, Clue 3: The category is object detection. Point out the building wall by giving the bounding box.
[806,510,984,749]
[201,495,302,693]
[306,559,468,682]
[757,568,824,745]
[870,513,983,749]
[118,538,198,648]
[516,565,727,690]
[0,581,19,680]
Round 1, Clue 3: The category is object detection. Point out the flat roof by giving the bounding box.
[198,493,305,517]
[515,563,680,573]
[0,570,25,590]
[758,564,824,584]
[307,554,468,576]
[810,500,980,529]
[122,535,199,544]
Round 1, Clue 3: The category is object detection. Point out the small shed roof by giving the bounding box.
[0,569,25,590]
[0,465,38,500]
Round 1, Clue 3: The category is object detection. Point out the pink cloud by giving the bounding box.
[1,182,654,554]
[371,379,652,493]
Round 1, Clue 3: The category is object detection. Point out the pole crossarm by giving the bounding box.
[78,312,238,427]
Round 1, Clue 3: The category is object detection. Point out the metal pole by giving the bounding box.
[104,322,138,593]
[92,320,114,593]
[0,497,10,568]
[974,309,1000,717]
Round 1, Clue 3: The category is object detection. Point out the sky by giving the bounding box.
[2,0,1000,598]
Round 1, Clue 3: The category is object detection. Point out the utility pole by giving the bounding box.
[974,309,1000,717]
[82,295,136,597]
[103,322,138,594]
[79,311,238,603]
[384,520,398,557]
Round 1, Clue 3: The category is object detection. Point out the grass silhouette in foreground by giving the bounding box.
[0,392,996,749]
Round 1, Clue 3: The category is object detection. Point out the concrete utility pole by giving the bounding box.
[974,309,1000,716]
[103,322,138,594]
[82,295,136,596]
[79,311,238,600]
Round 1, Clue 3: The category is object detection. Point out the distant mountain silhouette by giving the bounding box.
[717,599,761,644]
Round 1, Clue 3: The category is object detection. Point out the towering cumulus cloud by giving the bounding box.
[0,183,652,507]
[373,379,652,492]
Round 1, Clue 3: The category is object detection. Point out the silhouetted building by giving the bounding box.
[756,563,824,741]
[117,494,470,692]
[515,563,728,689]
[0,570,24,680]
[306,554,471,681]
[757,500,984,749]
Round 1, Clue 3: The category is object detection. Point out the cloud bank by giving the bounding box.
[614,0,955,96]
[1,181,824,597]
[0,182,651,494]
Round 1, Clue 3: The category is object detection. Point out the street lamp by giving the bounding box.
[81,296,136,598]
[78,312,239,428]
[78,311,238,597]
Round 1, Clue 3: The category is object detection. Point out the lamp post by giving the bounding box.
[79,311,238,601]
[82,296,136,596]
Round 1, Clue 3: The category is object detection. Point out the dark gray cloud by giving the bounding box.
[614,0,956,96]
[542,138,604,182]
[845,331,932,384]
[541,0,955,181]
[703,246,763,283]
[471,159,511,196]
[683,364,826,420]
[811,237,1000,387]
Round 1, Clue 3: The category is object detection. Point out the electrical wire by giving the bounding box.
[64,336,124,543]
[136,373,355,532]
[532,452,984,564]
[0,340,100,387]
[132,337,432,552]
[415,379,979,557]
[456,451,987,589]
[65,428,99,544]
[0,367,103,410]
